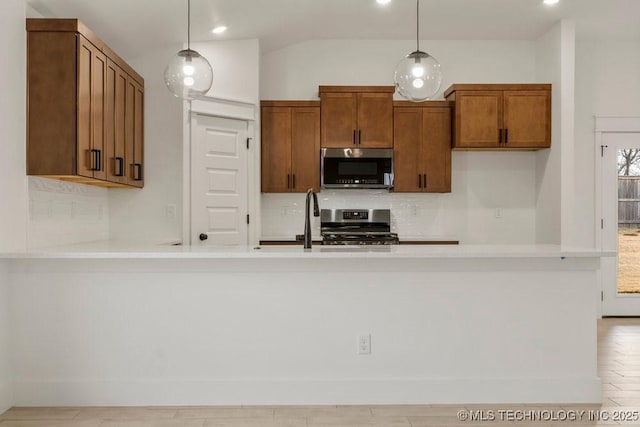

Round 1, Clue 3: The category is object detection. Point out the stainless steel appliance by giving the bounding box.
[321,209,399,245]
[321,148,393,189]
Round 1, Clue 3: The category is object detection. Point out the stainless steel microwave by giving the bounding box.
[321,148,393,189]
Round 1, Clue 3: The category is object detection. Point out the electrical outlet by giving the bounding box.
[495,208,503,219]
[280,207,287,217]
[357,334,371,355]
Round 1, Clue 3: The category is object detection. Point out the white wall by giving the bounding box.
[193,39,261,104]
[8,257,600,405]
[535,20,576,245]
[108,46,184,245]
[575,39,640,248]
[0,0,28,253]
[261,39,536,100]
[261,39,539,243]
[0,261,11,413]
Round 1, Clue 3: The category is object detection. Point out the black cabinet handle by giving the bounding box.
[499,129,503,144]
[418,174,422,188]
[115,157,124,177]
[199,233,208,241]
[90,149,100,171]
[353,130,357,145]
[358,129,362,145]
[133,163,142,181]
[505,129,509,144]
[292,174,296,189]
[423,174,427,189]
[287,174,291,189]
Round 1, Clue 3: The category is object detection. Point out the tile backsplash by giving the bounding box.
[261,190,460,241]
[28,177,108,249]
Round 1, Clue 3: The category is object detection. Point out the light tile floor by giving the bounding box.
[1,318,639,426]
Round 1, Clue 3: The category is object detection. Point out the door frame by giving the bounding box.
[183,96,259,246]
[595,116,640,316]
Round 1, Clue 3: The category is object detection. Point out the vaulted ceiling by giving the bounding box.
[27,0,640,60]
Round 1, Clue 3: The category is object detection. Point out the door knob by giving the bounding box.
[199,233,208,241]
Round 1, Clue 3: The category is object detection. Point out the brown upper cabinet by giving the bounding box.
[319,86,394,148]
[393,102,452,193]
[261,101,320,193]
[27,19,144,188]
[444,84,551,150]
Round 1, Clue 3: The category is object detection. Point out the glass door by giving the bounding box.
[602,133,640,315]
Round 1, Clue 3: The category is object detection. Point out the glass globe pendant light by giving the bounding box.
[164,0,213,100]
[394,0,442,101]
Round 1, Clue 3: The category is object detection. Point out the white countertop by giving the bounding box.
[0,241,612,260]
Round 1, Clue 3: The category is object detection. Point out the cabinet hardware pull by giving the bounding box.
[353,130,357,145]
[133,163,142,181]
[287,174,291,189]
[90,149,100,171]
[505,129,509,144]
[423,174,427,189]
[499,129,503,144]
[358,129,362,145]
[115,157,124,177]
[292,174,296,189]
[418,174,422,188]
[199,233,208,241]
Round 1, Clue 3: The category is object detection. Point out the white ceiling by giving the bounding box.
[27,0,640,60]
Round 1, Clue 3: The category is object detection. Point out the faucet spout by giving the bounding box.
[304,188,320,249]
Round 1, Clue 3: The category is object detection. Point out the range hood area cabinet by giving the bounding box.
[319,86,394,148]
[444,84,551,150]
[26,19,144,188]
[261,101,320,193]
[393,102,452,193]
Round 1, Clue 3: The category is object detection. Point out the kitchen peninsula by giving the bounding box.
[2,243,605,406]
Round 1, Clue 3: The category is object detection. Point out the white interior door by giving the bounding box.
[601,132,640,315]
[191,114,248,246]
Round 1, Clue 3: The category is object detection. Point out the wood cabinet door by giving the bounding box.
[91,47,107,181]
[261,107,292,192]
[105,60,128,184]
[503,90,551,148]
[321,93,357,147]
[423,107,452,193]
[393,108,423,192]
[78,35,106,180]
[132,80,144,187]
[125,76,144,187]
[357,93,393,148]
[291,107,320,192]
[77,36,94,179]
[454,91,502,148]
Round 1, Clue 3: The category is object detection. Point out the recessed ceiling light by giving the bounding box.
[212,25,227,34]
[377,0,392,5]
[543,0,559,5]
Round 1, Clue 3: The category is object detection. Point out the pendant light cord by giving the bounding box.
[187,0,191,50]
[416,0,420,52]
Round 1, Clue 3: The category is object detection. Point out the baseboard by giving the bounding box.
[13,377,602,406]
[0,381,12,414]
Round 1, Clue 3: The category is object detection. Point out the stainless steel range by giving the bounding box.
[321,209,399,245]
